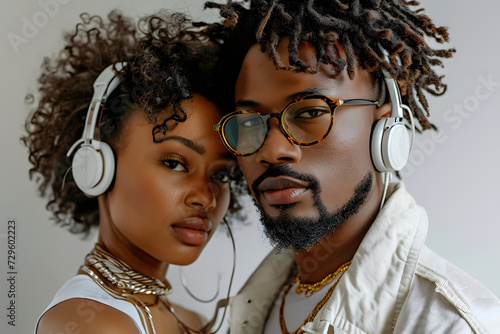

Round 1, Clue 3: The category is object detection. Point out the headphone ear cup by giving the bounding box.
[381,121,410,172]
[71,141,115,197]
[371,118,388,172]
[371,118,411,173]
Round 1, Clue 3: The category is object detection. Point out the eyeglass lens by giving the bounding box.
[224,98,333,155]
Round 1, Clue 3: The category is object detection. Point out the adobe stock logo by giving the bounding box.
[400,74,499,178]
[7,0,73,54]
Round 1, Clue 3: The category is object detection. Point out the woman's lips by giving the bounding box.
[171,217,212,246]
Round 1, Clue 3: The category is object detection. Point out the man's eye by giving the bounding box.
[295,109,328,119]
[240,117,262,127]
[162,157,188,172]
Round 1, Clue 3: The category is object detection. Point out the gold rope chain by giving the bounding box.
[85,244,172,296]
[295,260,352,297]
[279,261,351,334]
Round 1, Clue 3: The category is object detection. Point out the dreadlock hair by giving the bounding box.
[205,0,456,131]
[23,10,245,236]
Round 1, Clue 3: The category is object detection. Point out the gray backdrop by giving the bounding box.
[0,0,499,333]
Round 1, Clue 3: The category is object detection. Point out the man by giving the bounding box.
[209,0,500,333]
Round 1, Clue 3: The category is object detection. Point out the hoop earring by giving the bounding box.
[179,269,221,303]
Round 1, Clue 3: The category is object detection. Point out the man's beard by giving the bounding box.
[251,166,373,251]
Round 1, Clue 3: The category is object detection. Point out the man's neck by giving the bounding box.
[294,192,381,284]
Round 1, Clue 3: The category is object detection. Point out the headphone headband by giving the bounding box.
[378,45,404,120]
[67,62,126,157]
[381,70,404,119]
[83,62,125,141]
[66,62,126,197]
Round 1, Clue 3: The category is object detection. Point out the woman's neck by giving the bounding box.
[97,196,169,282]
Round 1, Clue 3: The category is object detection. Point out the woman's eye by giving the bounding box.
[212,170,231,184]
[162,158,188,172]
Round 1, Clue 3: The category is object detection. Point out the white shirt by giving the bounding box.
[229,182,500,333]
[35,275,147,334]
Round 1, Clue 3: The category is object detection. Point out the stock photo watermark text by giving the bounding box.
[401,74,499,177]
[3,219,17,327]
[7,0,73,54]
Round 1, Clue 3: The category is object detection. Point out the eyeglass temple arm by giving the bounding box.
[342,99,381,108]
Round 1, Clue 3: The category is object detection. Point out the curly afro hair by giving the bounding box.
[206,0,456,131]
[23,10,246,236]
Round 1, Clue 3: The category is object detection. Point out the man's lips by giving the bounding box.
[257,177,310,206]
[171,217,212,246]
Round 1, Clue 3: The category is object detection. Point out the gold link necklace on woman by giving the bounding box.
[80,244,189,334]
[279,261,352,334]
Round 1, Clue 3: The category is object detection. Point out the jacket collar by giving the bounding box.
[229,249,295,334]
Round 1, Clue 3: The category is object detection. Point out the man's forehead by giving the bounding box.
[235,40,373,106]
[235,86,332,109]
[236,44,343,104]
[243,39,321,68]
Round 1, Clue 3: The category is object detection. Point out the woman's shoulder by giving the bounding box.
[35,275,146,334]
[36,298,140,334]
[36,275,207,333]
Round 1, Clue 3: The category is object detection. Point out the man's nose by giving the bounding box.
[255,117,301,166]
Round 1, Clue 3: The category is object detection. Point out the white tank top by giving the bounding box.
[34,275,147,334]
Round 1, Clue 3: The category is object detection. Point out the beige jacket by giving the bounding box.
[229,182,500,333]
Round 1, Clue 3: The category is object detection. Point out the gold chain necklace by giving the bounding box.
[295,260,352,297]
[81,245,175,334]
[279,261,351,334]
[84,244,172,295]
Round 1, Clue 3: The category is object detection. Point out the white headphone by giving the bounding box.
[370,68,415,173]
[66,63,126,197]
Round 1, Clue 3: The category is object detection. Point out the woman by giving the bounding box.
[23,10,242,334]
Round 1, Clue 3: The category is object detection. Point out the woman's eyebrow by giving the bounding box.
[156,135,205,155]
[221,153,237,162]
[235,99,260,109]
